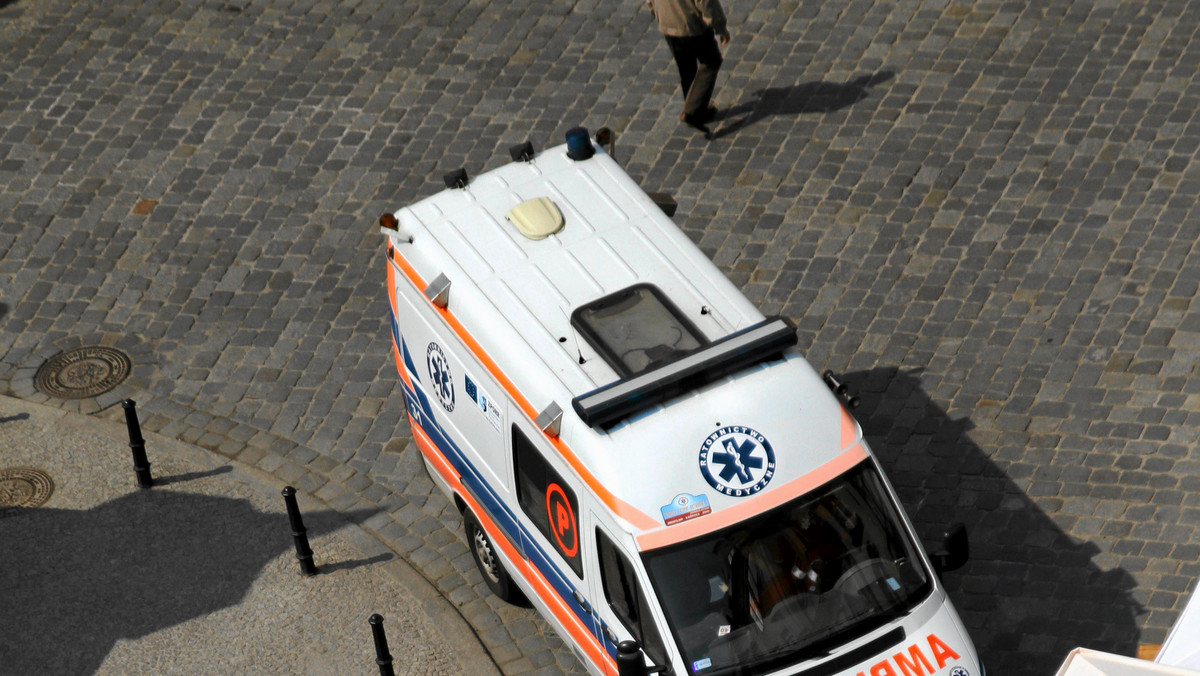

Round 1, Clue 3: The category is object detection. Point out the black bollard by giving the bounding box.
[281,486,318,576]
[121,399,153,488]
[368,614,395,676]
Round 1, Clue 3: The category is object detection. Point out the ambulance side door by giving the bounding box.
[510,419,607,672]
[590,520,675,675]
[388,274,510,495]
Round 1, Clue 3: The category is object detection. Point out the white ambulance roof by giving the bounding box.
[385,141,860,540]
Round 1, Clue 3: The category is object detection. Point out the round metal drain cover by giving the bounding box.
[0,468,55,516]
[34,346,132,399]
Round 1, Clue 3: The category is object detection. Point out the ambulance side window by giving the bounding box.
[597,529,667,666]
[513,426,583,578]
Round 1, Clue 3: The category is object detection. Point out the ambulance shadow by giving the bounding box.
[0,492,381,674]
[711,70,894,140]
[841,367,1142,676]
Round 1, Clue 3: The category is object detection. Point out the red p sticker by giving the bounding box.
[545,483,578,558]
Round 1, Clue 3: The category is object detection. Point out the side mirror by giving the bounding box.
[932,522,969,576]
[616,640,670,676]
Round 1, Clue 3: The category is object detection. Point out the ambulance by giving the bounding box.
[379,128,983,676]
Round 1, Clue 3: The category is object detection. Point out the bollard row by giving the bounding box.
[120,400,397,674]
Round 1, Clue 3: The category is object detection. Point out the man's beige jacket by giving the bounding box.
[646,0,727,37]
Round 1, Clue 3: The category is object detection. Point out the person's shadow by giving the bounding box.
[712,70,895,139]
[838,367,1142,674]
[0,491,383,674]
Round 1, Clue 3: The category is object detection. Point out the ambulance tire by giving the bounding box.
[464,510,525,604]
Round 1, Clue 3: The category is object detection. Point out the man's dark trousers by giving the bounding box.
[666,31,723,118]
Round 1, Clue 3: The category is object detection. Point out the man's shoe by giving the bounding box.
[680,105,718,124]
[680,113,713,140]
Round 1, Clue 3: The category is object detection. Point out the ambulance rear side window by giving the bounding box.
[514,426,584,578]
[571,284,707,378]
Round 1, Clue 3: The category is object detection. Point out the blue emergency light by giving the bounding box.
[565,127,594,161]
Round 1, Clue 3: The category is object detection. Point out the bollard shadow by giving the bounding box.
[711,70,895,140]
[0,492,381,674]
[840,367,1142,675]
[152,464,235,486]
[0,412,30,424]
[317,552,395,574]
[0,301,8,322]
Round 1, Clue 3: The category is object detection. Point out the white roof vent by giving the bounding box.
[505,197,564,240]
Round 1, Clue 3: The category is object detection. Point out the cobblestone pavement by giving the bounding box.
[3,0,1200,674]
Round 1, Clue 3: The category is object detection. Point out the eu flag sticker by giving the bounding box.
[465,374,478,404]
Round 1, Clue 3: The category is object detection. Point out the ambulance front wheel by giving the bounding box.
[464,510,525,604]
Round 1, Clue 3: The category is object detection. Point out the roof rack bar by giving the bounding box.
[571,317,798,429]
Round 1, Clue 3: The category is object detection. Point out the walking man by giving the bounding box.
[646,0,731,137]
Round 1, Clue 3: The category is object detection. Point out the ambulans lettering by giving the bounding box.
[893,643,933,675]
[854,634,963,676]
[928,634,961,668]
[698,426,776,496]
[426,342,455,412]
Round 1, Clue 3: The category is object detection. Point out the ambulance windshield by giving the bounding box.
[643,462,931,675]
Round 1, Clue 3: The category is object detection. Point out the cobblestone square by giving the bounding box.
[3,0,1200,673]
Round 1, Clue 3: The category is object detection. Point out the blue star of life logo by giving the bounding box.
[699,426,776,497]
[949,668,970,676]
[426,342,455,412]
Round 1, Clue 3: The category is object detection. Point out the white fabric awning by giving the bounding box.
[1157,581,1200,670]
[1056,649,1200,676]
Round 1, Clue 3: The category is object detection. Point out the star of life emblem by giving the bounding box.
[426,342,455,412]
[698,426,776,497]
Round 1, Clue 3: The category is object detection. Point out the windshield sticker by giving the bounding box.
[698,426,776,497]
[692,657,712,672]
[886,577,901,591]
[426,342,455,412]
[661,492,712,525]
[464,373,502,432]
[717,625,730,637]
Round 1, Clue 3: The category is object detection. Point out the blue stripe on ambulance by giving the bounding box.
[396,331,615,657]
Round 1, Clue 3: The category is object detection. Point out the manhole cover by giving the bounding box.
[34,346,132,399]
[0,467,55,516]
